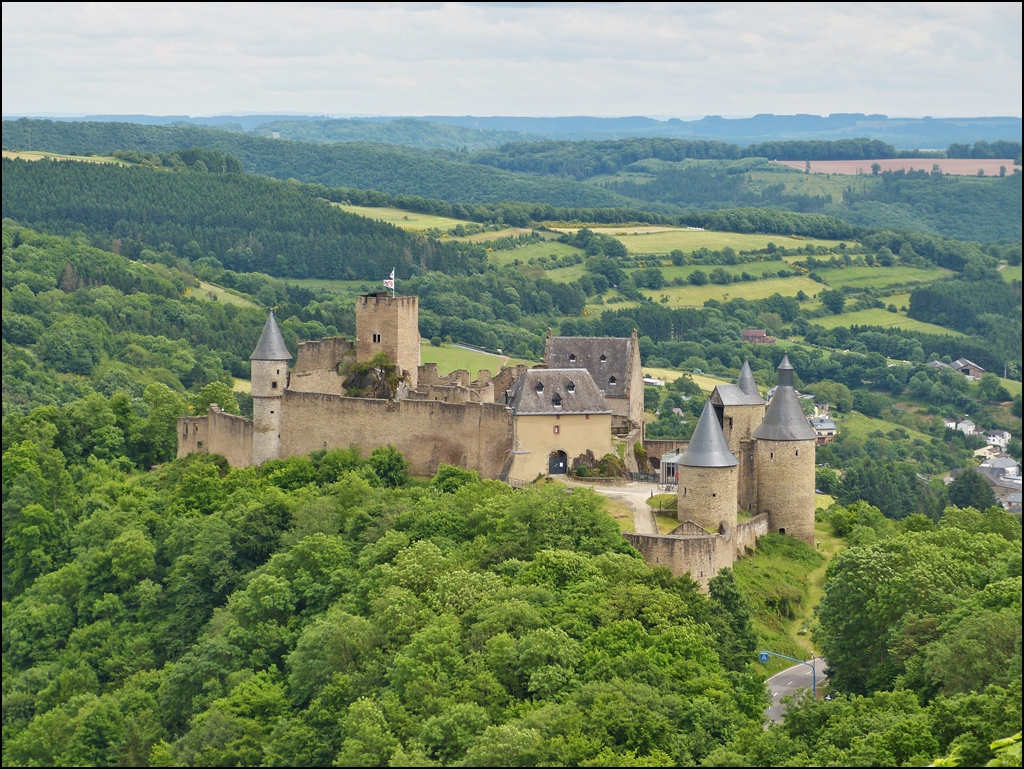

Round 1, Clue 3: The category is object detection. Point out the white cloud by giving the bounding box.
[2,2,1020,117]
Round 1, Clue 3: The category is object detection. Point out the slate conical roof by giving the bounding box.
[679,401,739,467]
[250,312,292,361]
[753,356,816,441]
[737,360,764,403]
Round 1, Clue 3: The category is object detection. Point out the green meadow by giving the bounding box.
[420,341,533,374]
[191,281,258,308]
[593,228,843,255]
[636,274,825,308]
[1001,265,1022,283]
[811,264,951,290]
[810,307,964,336]
[334,204,470,231]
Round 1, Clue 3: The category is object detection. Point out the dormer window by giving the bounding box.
[600,354,607,363]
[609,376,617,386]
[568,354,577,364]
[535,381,544,393]
[566,381,576,394]
[552,394,562,408]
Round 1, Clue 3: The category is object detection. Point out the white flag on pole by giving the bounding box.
[382,268,395,291]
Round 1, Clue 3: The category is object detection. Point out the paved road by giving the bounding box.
[588,482,661,534]
[765,658,829,723]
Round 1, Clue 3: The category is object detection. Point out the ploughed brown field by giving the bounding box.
[772,158,1018,176]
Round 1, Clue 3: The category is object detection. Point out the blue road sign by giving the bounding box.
[759,652,770,663]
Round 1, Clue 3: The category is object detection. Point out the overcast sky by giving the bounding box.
[3,2,1021,118]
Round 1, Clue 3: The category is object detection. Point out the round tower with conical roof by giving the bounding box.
[676,401,739,534]
[251,311,292,466]
[753,355,817,544]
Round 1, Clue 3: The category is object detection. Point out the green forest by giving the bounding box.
[4,120,1021,240]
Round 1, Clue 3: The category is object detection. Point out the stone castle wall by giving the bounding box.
[279,391,513,478]
[176,407,252,467]
[622,531,733,592]
[734,513,768,557]
[289,337,354,395]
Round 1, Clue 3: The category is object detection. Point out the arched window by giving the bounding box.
[534,381,544,393]
[600,354,607,363]
[552,394,562,408]
[608,376,617,386]
[566,381,576,394]
[568,354,577,364]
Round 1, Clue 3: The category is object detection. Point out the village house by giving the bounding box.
[987,429,1012,449]
[809,415,838,444]
[741,329,776,344]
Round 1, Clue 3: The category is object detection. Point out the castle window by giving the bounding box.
[535,381,544,393]
[276,369,280,375]
[608,376,617,386]
[184,424,189,435]
[197,441,203,448]
[372,333,382,343]
[566,381,576,394]
[795,449,799,456]
[270,410,275,414]
[553,425,560,435]
[552,394,562,408]
[272,381,278,389]
[568,354,577,364]
[770,452,774,459]
[600,354,607,363]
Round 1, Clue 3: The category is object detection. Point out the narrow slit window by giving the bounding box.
[553,425,560,435]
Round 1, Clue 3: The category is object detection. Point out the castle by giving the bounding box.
[177,292,815,589]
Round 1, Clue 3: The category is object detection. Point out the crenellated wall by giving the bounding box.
[279,391,513,478]
[289,337,354,395]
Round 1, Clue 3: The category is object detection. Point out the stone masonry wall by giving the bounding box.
[289,337,354,396]
[206,407,253,468]
[734,513,768,558]
[177,416,208,458]
[280,391,513,478]
[355,295,420,390]
[622,532,732,592]
[755,439,816,544]
[677,464,738,533]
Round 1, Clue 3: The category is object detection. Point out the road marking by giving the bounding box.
[787,680,793,685]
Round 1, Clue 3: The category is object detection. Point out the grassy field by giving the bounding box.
[2,149,124,165]
[589,229,843,255]
[811,264,950,290]
[1002,265,1022,283]
[421,342,533,374]
[334,204,469,231]
[639,367,730,393]
[604,496,636,534]
[998,378,1023,396]
[638,274,825,307]
[284,278,379,295]
[190,281,258,308]
[810,307,964,337]
[488,241,584,268]
[737,521,845,675]
[748,168,876,198]
[232,378,251,393]
[830,411,933,443]
[655,514,681,534]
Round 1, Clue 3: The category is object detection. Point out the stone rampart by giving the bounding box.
[290,337,354,395]
[622,531,732,592]
[208,407,253,468]
[280,391,513,478]
[735,513,768,557]
[177,416,208,458]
